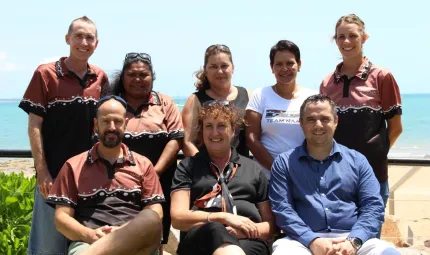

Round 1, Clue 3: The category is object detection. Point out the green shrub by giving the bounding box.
[0,172,36,255]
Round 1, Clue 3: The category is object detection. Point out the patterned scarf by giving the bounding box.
[194,162,238,214]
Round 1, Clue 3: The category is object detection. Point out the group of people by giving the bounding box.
[19,13,403,255]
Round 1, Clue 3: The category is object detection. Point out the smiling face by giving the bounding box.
[202,115,234,155]
[300,100,338,148]
[271,50,301,86]
[335,21,368,60]
[94,99,128,149]
[204,52,234,89]
[66,20,98,62]
[123,61,153,99]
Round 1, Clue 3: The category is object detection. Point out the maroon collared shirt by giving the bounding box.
[19,57,108,178]
[320,58,402,182]
[47,143,165,229]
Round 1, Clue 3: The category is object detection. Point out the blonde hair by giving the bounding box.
[333,14,366,40]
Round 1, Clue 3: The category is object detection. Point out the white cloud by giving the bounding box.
[0,52,17,72]
[40,56,60,65]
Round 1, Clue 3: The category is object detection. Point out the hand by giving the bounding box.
[99,225,121,235]
[37,167,53,199]
[84,226,108,244]
[222,213,259,239]
[226,226,247,239]
[333,240,356,255]
[309,238,345,255]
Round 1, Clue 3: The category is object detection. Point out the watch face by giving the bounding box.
[348,238,362,250]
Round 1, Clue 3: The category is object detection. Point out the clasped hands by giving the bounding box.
[310,237,357,255]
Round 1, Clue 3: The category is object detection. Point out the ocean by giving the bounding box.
[1,94,429,158]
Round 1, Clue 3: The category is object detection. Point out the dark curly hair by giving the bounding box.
[195,101,244,148]
[106,55,156,97]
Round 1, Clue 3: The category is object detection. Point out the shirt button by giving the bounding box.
[321,177,324,180]
[320,161,323,164]
[321,193,325,196]
[325,208,329,211]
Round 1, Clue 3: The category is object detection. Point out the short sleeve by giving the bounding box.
[246,88,263,114]
[141,160,165,207]
[19,67,49,117]
[162,94,184,140]
[171,157,193,192]
[256,169,269,203]
[46,161,78,208]
[378,71,402,119]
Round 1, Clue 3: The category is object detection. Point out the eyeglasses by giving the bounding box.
[205,44,230,52]
[125,52,152,62]
[97,95,127,110]
[201,100,232,107]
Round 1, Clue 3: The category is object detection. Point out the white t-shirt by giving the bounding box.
[246,86,317,178]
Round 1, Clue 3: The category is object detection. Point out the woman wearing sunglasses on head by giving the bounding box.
[171,101,275,255]
[182,44,251,158]
[108,52,184,253]
[246,40,316,180]
[320,14,403,208]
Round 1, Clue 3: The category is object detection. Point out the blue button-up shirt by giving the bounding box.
[269,141,384,247]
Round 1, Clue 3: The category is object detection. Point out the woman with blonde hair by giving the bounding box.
[320,14,403,207]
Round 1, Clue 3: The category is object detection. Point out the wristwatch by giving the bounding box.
[346,237,362,251]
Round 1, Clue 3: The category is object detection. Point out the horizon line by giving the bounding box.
[1,92,429,101]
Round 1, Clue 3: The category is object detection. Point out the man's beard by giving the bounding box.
[99,130,123,148]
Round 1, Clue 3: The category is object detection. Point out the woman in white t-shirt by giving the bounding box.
[246,40,316,179]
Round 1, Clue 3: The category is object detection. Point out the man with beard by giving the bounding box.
[47,96,165,255]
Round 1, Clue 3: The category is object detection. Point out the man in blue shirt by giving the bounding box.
[269,94,399,255]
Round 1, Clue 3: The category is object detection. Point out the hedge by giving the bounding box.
[0,172,35,255]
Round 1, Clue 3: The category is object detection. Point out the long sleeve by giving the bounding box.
[348,155,385,242]
[269,155,319,247]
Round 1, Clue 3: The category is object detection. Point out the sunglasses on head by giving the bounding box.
[125,52,152,62]
[97,95,127,110]
[206,44,230,52]
[201,100,232,107]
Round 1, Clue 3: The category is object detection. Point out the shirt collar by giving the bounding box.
[198,146,241,165]
[125,91,161,113]
[55,57,96,79]
[297,139,342,160]
[333,57,373,83]
[86,142,136,165]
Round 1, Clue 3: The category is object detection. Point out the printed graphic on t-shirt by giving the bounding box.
[265,109,300,124]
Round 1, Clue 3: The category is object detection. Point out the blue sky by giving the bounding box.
[1,0,428,99]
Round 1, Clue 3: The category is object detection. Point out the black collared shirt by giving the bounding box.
[172,146,268,222]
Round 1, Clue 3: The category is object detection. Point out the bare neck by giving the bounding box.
[210,150,232,171]
[275,82,299,100]
[341,55,365,77]
[65,57,88,78]
[208,85,235,100]
[97,144,123,165]
[306,142,333,161]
